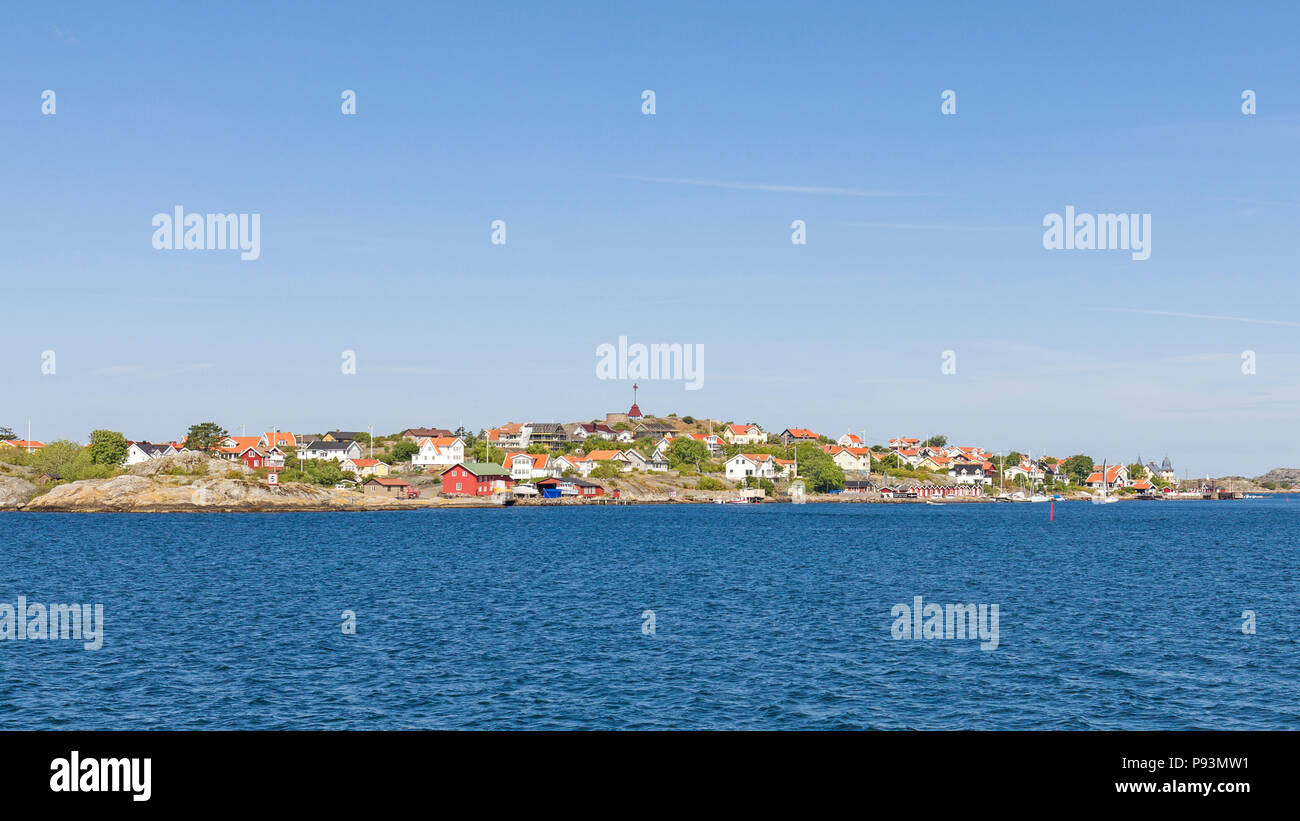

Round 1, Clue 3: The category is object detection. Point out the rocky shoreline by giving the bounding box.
[1,451,1286,513]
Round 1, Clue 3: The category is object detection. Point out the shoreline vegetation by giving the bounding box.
[1,421,1293,513]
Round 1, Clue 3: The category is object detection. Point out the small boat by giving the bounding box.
[1091,460,1119,504]
[925,500,945,506]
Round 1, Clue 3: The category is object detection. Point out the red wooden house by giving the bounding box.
[439,462,515,496]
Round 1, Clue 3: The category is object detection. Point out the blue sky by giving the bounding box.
[2,1,1298,476]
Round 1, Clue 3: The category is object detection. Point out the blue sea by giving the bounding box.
[1,500,1296,729]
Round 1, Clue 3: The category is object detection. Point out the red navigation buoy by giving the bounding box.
[1050,501,1054,521]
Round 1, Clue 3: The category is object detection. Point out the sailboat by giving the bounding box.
[1091,460,1119,504]
[1027,450,1051,502]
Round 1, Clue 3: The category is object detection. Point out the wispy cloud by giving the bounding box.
[612,174,908,198]
[49,25,79,45]
[1092,308,1300,328]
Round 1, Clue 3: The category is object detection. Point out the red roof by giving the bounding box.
[503,452,549,469]
[1085,465,1125,484]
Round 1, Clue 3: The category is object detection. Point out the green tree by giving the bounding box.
[471,440,503,463]
[283,458,346,486]
[32,440,115,481]
[185,422,228,451]
[697,476,725,490]
[922,434,948,448]
[668,437,709,469]
[590,460,623,479]
[390,439,419,463]
[1061,454,1094,485]
[88,429,129,465]
[581,437,617,452]
[526,443,549,454]
[34,440,86,477]
[795,443,845,492]
[879,452,903,470]
[0,426,15,441]
[1127,463,1146,480]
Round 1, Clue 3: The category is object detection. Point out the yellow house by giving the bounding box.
[341,458,389,477]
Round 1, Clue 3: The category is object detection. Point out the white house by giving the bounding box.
[124,441,176,466]
[892,448,922,467]
[502,452,558,481]
[1004,461,1046,484]
[949,463,992,486]
[684,433,725,456]
[412,436,465,468]
[300,440,363,462]
[567,422,618,441]
[622,449,669,472]
[572,449,632,477]
[836,433,865,449]
[725,453,796,481]
[484,424,531,450]
[652,436,675,460]
[259,430,298,449]
[1084,464,1130,490]
[830,447,872,473]
[551,454,581,476]
[725,453,775,481]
